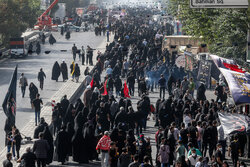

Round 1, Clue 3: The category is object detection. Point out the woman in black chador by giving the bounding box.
[55,125,70,165]
[52,61,61,82]
[72,109,88,164]
[49,34,56,45]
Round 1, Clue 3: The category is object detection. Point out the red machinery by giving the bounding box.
[34,0,59,31]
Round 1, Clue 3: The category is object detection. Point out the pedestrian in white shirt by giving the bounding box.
[188,149,201,167]
[183,109,192,128]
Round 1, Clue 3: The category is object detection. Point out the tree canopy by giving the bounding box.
[167,0,250,60]
[0,0,41,47]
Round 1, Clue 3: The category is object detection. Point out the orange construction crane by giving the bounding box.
[34,0,59,31]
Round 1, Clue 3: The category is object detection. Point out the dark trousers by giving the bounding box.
[107,35,109,42]
[209,142,216,158]
[218,140,226,159]
[37,158,46,167]
[202,142,208,157]
[136,119,143,135]
[86,55,89,64]
[150,82,153,92]
[231,154,238,167]
[16,148,20,159]
[39,80,44,90]
[168,86,172,95]
[182,90,187,96]
[216,95,223,102]
[142,114,148,129]
[78,53,81,61]
[73,53,76,61]
[155,113,159,126]
[53,122,58,136]
[160,87,165,99]
[123,69,128,77]
[21,86,26,97]
[82,54,85,65]
[190,138,198,149]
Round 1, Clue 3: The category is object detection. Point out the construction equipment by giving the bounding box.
[34,0,59,31]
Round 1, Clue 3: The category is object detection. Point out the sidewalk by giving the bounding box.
[0,33,113,166]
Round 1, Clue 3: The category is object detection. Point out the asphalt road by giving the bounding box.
[0,30,107,150]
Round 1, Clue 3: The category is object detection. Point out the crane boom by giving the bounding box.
[34,0,59,31]
[40,0,59,18]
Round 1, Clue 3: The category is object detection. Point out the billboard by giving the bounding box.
[197,60,212,88]
[190,0,249,8]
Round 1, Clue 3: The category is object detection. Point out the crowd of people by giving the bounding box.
[3,6,250,167]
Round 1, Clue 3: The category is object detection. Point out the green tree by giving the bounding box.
[0,0,41,47]
[168,0,250,60]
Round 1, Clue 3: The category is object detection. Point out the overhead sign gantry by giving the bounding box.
[190,0,249,8]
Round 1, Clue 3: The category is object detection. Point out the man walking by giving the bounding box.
[32,132,50,167]
[217,124,226,160]
[87,45,94,65]
[123,59,129,77]
[189,77,195,96]
[158,74,166,99]
[60,60,68,82]
[32,94,43,126]
[38,68,46,90]
[72,44,77,62]
[19,73,28,98]
[127,73,135,96]
[228,134,240,167]
[96,131,111,167]
[215,82,224,102]
[181,77,189,96]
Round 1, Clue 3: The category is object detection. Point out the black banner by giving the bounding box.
[2,66,17,123]
[197,60,211,88]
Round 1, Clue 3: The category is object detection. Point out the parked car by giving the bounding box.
[58,23,81,32]
[82,14,90,21]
